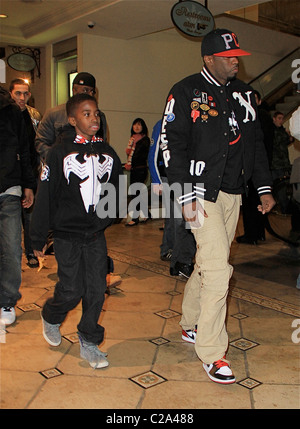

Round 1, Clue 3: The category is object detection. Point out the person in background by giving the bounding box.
[35,72,107,162]
[0,87,35,326]
[148,120,195,278]
[271,111,294,180]
[236,90,274,245]
[30,93,122,368]
[125,118,150,226]
[270,111,294,213]
[161,29,275,384]
[289,106,300,289]
[10,78,42,267]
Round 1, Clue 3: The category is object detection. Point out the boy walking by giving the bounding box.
[30,94,122,368]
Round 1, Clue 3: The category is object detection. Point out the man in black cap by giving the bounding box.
[160,29,275,384]
[35,72,107,161]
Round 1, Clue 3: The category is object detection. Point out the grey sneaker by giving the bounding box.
[41,315,61,346]
[78,334,109,369]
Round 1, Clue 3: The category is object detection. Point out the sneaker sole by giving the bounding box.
[43,330,61,347]
[203,363,236,384]
[80,351,109,369]
[0,316,16,325]
[88,360,109,369]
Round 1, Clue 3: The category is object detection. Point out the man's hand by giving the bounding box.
[22,188,34,208]
[152,184,163,196]
[182,199,208,228]
[257,194,276,214]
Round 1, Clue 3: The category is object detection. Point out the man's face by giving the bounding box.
[273,114,284,128]
[10,84,31,111]
[73,84,96,97]
[205,55,239,85]
[68,99,100,140]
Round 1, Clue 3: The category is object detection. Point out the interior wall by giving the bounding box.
[78,16,299,162]
[78,31,202,161]
[56,56,77,105]
[214,15,299,82]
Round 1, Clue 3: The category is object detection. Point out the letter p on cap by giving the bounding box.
[221,33,233,50]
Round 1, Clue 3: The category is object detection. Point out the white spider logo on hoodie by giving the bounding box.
[63,152,113,213]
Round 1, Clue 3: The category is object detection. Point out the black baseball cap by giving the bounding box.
[73,72,96,88]
[201,29,251,57]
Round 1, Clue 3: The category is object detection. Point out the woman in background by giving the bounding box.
[125,118,150,226]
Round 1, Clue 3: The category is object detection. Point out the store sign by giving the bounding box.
[7,53,36,71]
[171,0,214,38]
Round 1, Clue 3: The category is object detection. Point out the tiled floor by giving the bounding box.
[1,216,300,410]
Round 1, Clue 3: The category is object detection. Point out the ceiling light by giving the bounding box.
[0,14,8,18]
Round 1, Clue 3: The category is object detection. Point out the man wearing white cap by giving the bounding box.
[161,29,275,384]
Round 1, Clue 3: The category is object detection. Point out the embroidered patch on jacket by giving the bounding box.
[40,164,50,181]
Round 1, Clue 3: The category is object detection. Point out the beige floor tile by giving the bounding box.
[0,370,45,409]
[232,272,300,306]
[58,339,157,379]
[27,376,143,409]
[1,333,71,372]
[119,270,177,293]
[108,260,130,275]
[140,380,252,409]
[251,384,300,409]
[161,316,183,343]
[107,291,173,313]
[100,311,165,340]
[5,308,44,336]
[152,341,205,382]
[238,304,297,345]
[246,345,300,384]
[15,286,49,306]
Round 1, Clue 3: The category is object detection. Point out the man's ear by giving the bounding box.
[68,116,76,127]
[203,55,214,66]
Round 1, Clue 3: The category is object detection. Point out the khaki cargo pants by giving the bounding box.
[180,191,241,364]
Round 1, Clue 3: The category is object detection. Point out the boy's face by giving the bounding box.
[68,100,100,140]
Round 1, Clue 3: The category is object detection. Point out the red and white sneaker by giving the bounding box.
[182,326,197,344]
[203,356,235,384]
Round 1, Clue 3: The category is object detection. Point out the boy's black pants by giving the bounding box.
[42,231,107,345]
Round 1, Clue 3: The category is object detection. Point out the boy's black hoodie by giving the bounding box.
[30,126,123,251]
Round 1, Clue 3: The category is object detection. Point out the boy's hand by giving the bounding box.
[22,188,34,208]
